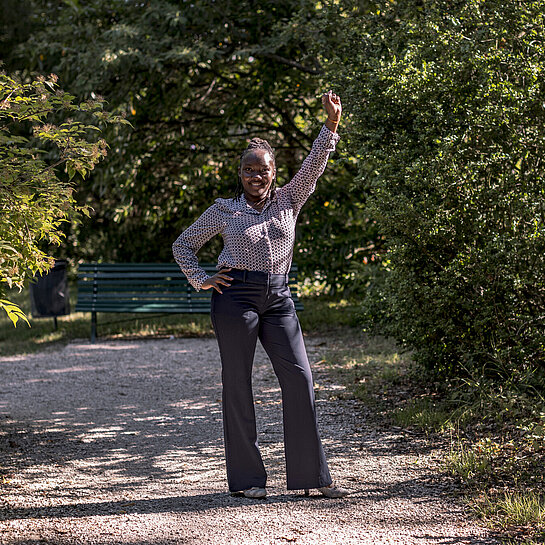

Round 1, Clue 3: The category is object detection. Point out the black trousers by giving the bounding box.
[210,269,332,492]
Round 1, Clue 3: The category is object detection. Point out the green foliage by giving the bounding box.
[391,397,455,432]
[322,0,545,381]
[5,0,375,288]
[446,440,494,482]
[0,298,30,327]
[0,71,125,324]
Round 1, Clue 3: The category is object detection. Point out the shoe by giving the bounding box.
[231,487,267,499]
[303,484,350,498]
[318,483,350,498]
[244,487,267,499]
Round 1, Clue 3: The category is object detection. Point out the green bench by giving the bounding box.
[75,263,303,342]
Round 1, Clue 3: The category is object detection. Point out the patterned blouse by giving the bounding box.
[172,125,340,290]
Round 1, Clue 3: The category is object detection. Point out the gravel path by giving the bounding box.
[0,336,498,545]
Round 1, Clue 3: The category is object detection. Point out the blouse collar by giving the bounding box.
[215,190,276,215]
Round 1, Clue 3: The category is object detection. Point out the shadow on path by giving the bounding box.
[0,338,498,545]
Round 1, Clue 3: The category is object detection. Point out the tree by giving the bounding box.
[6,0,375,289]
[0,70,126,325]
[319,0,545,381]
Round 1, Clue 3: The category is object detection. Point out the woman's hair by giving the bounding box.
[235,138,276,200]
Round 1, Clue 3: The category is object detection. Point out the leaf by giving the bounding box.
[66,163,77,181]
[0,299,31,328]
[0,243,19,255]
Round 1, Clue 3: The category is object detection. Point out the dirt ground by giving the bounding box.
[0,337,498,544]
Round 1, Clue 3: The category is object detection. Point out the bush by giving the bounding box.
[321,0,545,382]
[0,71,123,325]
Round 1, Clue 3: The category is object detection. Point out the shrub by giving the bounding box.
[321,0,545,382]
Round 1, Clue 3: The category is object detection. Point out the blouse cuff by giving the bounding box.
[191,272,211,292]
[315,124,341,151]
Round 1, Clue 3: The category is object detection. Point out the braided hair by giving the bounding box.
[235,137,276,200]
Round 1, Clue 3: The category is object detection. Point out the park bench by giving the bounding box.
[75,263,303,342]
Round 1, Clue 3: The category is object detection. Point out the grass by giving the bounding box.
[475,491,545,530]
[323,337,545,543]
[446,439,495,482]
[392,398,456,432]
[0,282,359,357]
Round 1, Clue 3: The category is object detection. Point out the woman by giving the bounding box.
[172,91,348,499]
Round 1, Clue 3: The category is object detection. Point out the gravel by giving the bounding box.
[0,336,498,544]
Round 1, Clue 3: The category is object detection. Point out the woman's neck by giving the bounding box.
[245,192,269,210]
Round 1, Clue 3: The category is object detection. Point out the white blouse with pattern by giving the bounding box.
[172,125,340,290]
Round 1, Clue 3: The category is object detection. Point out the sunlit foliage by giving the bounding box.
[0,71,126,325]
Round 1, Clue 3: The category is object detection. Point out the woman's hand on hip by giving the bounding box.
[201,268,233,294]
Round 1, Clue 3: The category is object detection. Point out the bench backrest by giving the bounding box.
[75,263,302,313]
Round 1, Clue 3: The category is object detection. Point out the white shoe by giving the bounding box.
[231,487,267,499]
[304,484,350,498]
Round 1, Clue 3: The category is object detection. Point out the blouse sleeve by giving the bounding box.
[277,125,340,213]
[172,204,225,291]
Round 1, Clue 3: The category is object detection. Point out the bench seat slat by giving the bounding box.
[75,304,214,311]
[76,294,210,302]
[77,285,201,292]
[78,265,297,273]
[75,303,303,312]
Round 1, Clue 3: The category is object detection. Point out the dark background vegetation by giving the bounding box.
[1,0,376,293]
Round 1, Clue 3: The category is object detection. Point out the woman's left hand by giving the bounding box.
[322,90,342,122]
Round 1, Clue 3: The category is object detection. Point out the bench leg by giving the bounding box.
[91,312,97,343]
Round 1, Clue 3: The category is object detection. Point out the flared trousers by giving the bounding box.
[210,268,332,492]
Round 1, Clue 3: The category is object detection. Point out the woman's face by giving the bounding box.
[239,149,276,202]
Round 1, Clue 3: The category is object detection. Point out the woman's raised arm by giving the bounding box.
[277,91,342,212]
